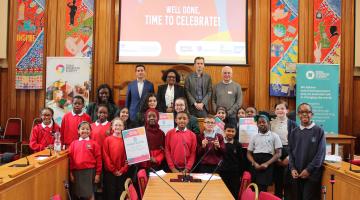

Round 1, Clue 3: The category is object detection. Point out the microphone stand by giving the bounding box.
[172,137,201,182]
[25,155,30,166]
[64,180,72,200]
[182,138,188,181]
[349,162,360,173]
[160,146,183,174]
[10,152,30,167]
[190,146,211,173]
[321,185,326,200]
[150,168,185,200]
[195,160,223,200]
[330,175,335,200]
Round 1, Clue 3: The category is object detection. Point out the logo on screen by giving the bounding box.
[306,71,315,80]
[55,64,65,75]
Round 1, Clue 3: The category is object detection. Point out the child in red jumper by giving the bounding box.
[61,95,92,147]
[139,108,165,171]
[102,118,129,200]
[30,107,61,152]
[69,121,102,200]
[197,115,225,173]
[90,104,111,148]
[165,111,197,173]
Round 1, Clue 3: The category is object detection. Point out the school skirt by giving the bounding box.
[73,168,95,198]
[280,145,289,160]
[252,153,274,185]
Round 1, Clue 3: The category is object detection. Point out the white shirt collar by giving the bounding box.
[79,137,90,141]
[72,110,84,116]
[137,79,145,83]
[274,116,287,122]
[224,138,234,144]
[95,121,109,126]
[176,127,188,132]
[41,121,53,129]
[222,80,233,84]
[203,129,216,138]
[259,130,271,136]
[300,122,316,130]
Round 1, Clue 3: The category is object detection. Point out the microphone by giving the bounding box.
[160,146,183,172]
[161,145,190,182]
[25,156,30,166]
[64,180,72,200]
[182,138,188,181]
[48,147,52,156]
[321,185,326,200]
[195,160,223,200]
[150,168,185,200]
[349,162,360,173]
[189,144,212,174]
[330,174,335,200]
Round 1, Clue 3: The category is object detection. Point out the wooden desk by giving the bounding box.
[143,173,234,200]
[0,150,69,200]
[326,134,356,160]
[322,161,360,200]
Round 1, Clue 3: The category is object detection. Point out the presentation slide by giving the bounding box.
[118,0,247,65]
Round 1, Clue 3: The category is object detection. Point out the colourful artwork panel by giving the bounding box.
[15,0,45,89]
[313,0,341,64]
[270,0,298,97]
[64,0,94,57]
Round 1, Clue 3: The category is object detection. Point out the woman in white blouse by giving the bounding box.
[157,69,185,113]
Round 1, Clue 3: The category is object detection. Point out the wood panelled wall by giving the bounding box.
[0,0,359,151]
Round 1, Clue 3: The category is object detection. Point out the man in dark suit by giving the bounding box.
[184,57,212,118]
[125,65,154,121]
[157,69,185,113]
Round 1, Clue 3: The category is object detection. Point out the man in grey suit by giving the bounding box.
[184,57,212,118]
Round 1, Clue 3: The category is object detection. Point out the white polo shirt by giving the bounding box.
[248,131,282,155]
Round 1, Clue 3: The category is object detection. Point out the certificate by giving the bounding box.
[158,113,174,135]
[214,117,225,135]
[239,118,258,145]
[122,127,150,165]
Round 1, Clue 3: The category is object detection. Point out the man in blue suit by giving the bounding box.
[125,65,155,121]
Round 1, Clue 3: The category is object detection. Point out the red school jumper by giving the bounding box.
[102,135,128,174]
[90,121,111,148]
[29,122,61,152]
[69,138,102,175]
[165,128,197,170]
[61,111,91,147]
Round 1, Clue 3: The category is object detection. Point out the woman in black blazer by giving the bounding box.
[157,69,185,113]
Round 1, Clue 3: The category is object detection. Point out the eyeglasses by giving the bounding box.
[167,76,176,79]
[204,121,215,124]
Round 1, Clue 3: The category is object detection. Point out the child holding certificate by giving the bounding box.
[165,111,197,173]
[69,121,102,200]
[102,118,128,200]
[139,108,165,170]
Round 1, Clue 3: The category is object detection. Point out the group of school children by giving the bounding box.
[29,94,325,200]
